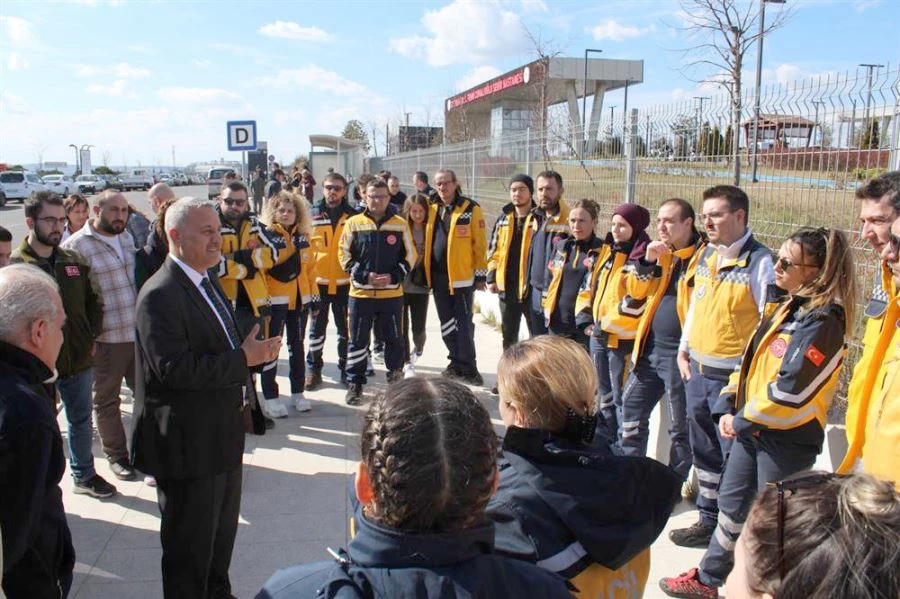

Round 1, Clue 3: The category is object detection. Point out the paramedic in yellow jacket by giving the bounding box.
[259,191,319,418]
[660,227,856,598]
[486,174,535,351]
[618,199,705,480]
[423,169,488,386]
[305,172,358,390]
[576,203,651,444]
[838,171,900,487]
[669,185,774,551]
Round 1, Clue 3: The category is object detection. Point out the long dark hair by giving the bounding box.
[360,377,498,533]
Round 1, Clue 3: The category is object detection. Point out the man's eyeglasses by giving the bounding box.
[699,210,734,221]
[36,217,68,228]
[324,184,344,191]
[222,198,247,207]
[776,256,819,271]
[768,472,846,580]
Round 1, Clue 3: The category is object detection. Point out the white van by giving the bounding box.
[0,171,47,202]
[207,167,235,199]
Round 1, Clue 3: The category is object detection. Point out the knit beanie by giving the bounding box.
[613,203,650,233]
[509,173,534,195]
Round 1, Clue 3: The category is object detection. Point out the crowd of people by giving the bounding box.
[0,167,898,599]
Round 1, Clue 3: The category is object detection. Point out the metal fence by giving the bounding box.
[379,64,900,413]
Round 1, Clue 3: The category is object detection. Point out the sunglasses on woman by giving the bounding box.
[776,256,818,271]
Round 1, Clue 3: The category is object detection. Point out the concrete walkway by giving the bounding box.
[60,296,705,598]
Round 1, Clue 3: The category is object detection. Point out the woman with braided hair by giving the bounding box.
[257,377,571,599]
[660,227,858,598]
[487,335,682,598]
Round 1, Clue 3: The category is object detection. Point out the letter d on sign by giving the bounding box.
[236,128,249,144]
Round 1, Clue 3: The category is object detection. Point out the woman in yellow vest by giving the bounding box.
[488,335,681,599]
[259,191,318,416]
[660,227,856,598]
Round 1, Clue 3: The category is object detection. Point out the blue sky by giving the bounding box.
[0,0,896,169]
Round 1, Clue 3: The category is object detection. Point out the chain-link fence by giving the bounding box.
[380,64,900,413]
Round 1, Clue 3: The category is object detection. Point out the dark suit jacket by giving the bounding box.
[131,257,248,479]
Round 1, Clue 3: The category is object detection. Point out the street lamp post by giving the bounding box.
[694,96,710,154]
[859,63,884,147]
[751,0,787,183]
[582,48,603,157]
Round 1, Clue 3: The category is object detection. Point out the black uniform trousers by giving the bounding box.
[498,289,530,349]
[347,296,404,384]
[306,284,349,375]
[431,270,478,372]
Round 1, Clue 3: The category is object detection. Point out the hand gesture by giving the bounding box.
[241,324,282,367]
[718,414,737,440]
[677,351,691,381]
[645,240,669,263]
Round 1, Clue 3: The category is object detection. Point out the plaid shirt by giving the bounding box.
[62,222,137,343]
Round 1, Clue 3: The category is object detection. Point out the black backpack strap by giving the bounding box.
[320,547,373,598]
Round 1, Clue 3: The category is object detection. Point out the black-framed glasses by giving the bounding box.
[324,184,344,191]
[768,472,847,580]
[776,256,818,271]
[222,198,247,207]
[36,216,68,228]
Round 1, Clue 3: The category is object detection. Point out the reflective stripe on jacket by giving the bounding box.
[860,311,900,488]
[309,200,357,294]
[338,208,416,299]
[543,235,605,327]
[486,201,535,299]
[264,223,319,310]
[214,209,279,316]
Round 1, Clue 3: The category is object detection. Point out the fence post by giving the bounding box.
[526,127,532,177]
[440,142,444,169]
[891,102,900,171]
[624,108,638,204]
[471,139,477,198]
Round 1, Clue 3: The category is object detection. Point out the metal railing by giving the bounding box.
[380,64,900,413]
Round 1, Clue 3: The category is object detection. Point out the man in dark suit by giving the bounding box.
[131,197,281,598]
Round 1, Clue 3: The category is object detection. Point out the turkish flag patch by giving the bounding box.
[805,345,826,367]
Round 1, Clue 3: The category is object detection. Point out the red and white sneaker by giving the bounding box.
[659,568,719,599]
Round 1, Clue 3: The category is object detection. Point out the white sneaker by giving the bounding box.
[262,398,289,418]
[403,363,416,379]
[409,351,420,366]
[292,393,311,412]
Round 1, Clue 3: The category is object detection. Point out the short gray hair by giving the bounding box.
[165,197,216,238]
[0,264,61,343]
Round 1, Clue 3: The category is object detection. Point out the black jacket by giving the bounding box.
[487,426,681,579]
[135,226,168,291]
[12,240,104,378]
[0,342,75,598]
[256,501,571,599]
[131,258,248,479]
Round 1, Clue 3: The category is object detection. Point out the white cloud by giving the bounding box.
[521,0,548,12]
[86,79,132,97]
[455,66,503,92]
[75,62,151,79]
[252,66,369,97]
[192,59,211,68]
[157,87,247,106]
[7,52,29,71]
[126,43,155,55]
[0,91,31,114]
[589,19,656,42]
[0,16,36,44]
[258,21,331,42]
[854,0,882,12]
[390,0,528,67]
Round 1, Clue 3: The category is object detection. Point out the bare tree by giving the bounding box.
[367,120,381,158]
[102,150,112,168]
[673,0,792,184]
[33,143,48,170]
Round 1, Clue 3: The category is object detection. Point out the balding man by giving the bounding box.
[148,182,176,214]
[62,190,139,482]
[0,264,75,597]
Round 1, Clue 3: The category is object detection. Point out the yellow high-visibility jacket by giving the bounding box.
[264,223,319,311]
[838,263,898,474]
[859,309,900,489]
[686,235,773,379]
[486,202,535,300]
[543,235,606,326]
[423,195,488,294]
[215,209,279,317]
[626,235,706,364]
[523,200,570,296]
[714,297,847,443]
[338,209,416,300]
[309,199,357,294]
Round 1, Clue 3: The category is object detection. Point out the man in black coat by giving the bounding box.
[131,197,282,598]
[0,264,74,598]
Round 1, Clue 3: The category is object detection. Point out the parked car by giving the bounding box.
[0,182,7,207]
[119,170,154,191]
[207,167,234,199]
[0,171,47,202]
[42,174,77,196]
[75,174,107,194]
[102,176,125,191]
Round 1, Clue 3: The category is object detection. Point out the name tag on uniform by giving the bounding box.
[456,225,469,237]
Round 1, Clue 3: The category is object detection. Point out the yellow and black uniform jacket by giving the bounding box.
[338,206,416,300]
[543,234,605,326]
[486,201,535,300]
[214,208,280,317]
[523,200,570,296]
[309,199,358,294]
[838,263,899,479]
[264,223,319,311]
[713,295,847,446]
[685,234,773,379]
[423,194,488,294]
[626,234,706,363]
[575,234,645,349]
